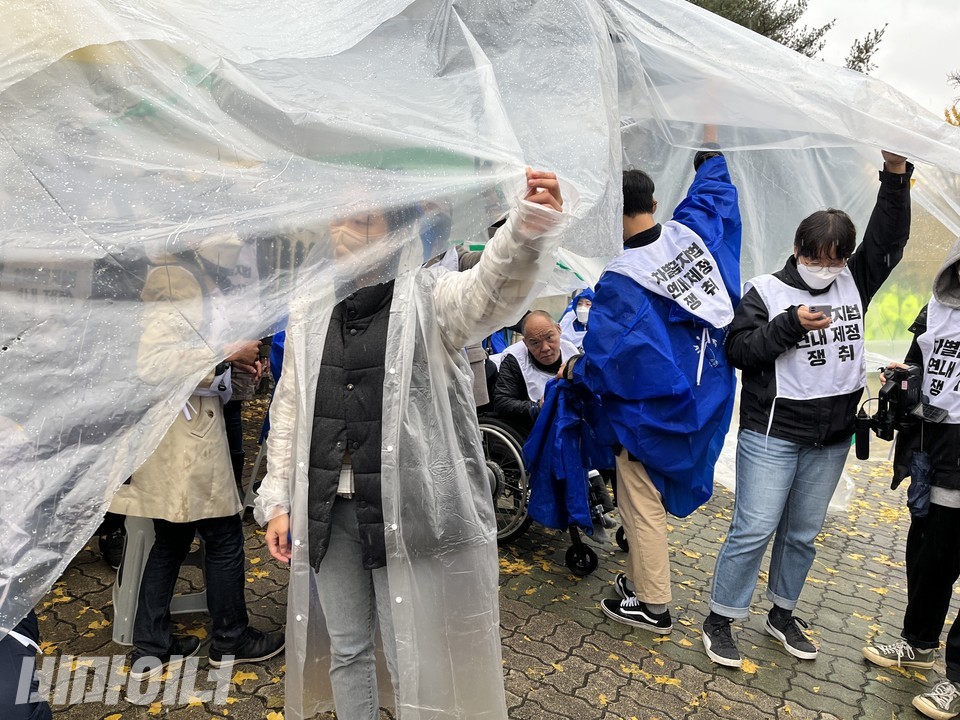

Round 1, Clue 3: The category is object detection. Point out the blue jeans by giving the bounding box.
[317,498,398,720]
[133,515,249,656]
[710,429,849,619]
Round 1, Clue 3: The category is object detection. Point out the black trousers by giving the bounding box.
[902,503,960,682]
[133,515,249,656]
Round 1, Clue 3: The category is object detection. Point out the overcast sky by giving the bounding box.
[802,0,958,116]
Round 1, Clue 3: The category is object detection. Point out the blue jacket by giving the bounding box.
[523,378,614,531]
[572,155,742,517]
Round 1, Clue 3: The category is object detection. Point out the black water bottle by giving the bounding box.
[855,409,871,460]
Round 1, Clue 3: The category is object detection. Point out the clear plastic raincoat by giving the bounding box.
[253,195,572,718]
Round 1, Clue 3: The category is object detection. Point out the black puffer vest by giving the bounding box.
[307,281,393,570]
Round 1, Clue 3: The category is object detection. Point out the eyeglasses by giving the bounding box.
[800,257,847,273]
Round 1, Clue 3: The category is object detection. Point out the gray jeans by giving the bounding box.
[317,498,398,720]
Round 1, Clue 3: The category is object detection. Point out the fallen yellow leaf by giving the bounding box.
[654,675,681,686]
[232,670,259,685]
[741,659,758,674]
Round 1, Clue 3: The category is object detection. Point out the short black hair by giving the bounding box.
[623,169,655,216]
[793,209,857,261]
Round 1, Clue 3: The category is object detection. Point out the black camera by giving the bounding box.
[855,365,921,459]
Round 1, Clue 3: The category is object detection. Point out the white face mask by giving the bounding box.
[796,260,841,290]
[575,306,590,325]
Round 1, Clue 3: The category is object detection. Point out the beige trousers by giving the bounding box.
[615,448,671,604]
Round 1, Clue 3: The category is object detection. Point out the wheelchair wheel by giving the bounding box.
[479,419,532,543]
[616,526,629,552]
[565,544,598,576]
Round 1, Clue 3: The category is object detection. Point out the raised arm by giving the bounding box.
[435,169,572,349]
[848,151,912,307]
[671,141,742,303]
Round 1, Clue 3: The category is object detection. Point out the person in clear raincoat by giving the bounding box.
[254,169,571,720]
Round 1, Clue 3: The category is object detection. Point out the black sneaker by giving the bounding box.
[98,528,125,570]
[766,610,818,660]
[208,628,285,668]
[601,597,672,634]
[702,614,742,668]
[128,636,201,681]
[613,572,635,601]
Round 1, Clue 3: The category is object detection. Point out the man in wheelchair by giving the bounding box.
[490,310,615,540]
[492,310,579,433]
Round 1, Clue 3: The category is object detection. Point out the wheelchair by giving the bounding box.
[479,416,533,544]
[478,358,618,576]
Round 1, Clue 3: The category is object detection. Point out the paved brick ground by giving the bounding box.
[33,399,959,719]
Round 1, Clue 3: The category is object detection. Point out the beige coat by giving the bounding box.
[110,263,241,522]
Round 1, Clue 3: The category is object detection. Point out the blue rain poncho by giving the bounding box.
[571,155,742,517]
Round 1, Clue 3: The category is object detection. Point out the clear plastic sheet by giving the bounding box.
[3,0,960,714]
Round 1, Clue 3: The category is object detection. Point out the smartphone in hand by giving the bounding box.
[808,304,832,319]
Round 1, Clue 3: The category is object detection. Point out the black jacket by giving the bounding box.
[492,352,560,433]
[307,281,393,570]
[892,306,960,491]
[729,164,913,446]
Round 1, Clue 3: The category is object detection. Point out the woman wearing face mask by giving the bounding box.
[558,288,594,350]
[700,150,912,669]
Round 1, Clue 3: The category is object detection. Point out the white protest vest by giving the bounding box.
[502,339,580,402]
[917,298,960,423]
[748,270,865,401]
[604,220,733,328]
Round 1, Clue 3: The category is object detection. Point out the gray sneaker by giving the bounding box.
[913,679,960,720]
[862,639,935,669]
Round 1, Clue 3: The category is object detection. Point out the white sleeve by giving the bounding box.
[434,190,574,349]
[253,337,297,526]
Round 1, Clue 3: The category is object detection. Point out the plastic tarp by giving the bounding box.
[3,0,960,709]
